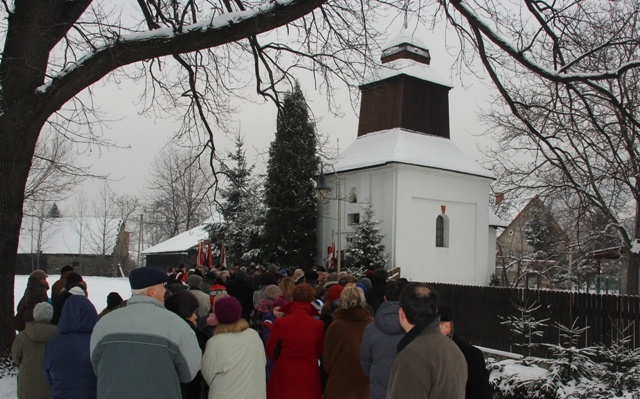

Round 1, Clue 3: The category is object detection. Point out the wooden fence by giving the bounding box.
[428,283,640,357]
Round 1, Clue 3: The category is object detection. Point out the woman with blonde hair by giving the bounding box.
[278,277,295,302]
[201,296,266,399]
[323,286,373,399]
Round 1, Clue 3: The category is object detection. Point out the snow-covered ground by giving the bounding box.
[1,275,131,399]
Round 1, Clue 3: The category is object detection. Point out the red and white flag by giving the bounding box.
[220,244,226,268]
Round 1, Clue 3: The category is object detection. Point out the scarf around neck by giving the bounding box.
[397,314,439,353]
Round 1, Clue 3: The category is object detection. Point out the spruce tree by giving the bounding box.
[216,134,263,264]
[47,203,62,218]
[344,202,388,275]
[262,84,318,267]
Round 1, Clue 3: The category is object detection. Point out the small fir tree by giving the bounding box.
[591,322,640,397]
[47,203,62,218]
[262,83,318,267]
[344,201,388,275]
[216,134,264,264]
[499,302,549,358]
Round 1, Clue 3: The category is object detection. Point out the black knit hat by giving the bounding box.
[129,267,168,289]
[165,291,199,320]
[65,272,84,289]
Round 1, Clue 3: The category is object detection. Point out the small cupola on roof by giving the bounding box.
[381,31,431,65]
[357,29,452,138]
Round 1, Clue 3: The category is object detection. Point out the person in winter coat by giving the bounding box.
[323,286,373,399]
[225,270,255,321]
[51,272,87,325]
[165,290,209,399]
[186,274,212,318]
[90,267,202,399]
[438,304,492,399]
[387,283,467,399]
[359,282,405,399]
[201,296,266,399]
[98,292,124,319]
[365,268,388,314]
[266,284,324,399]
[16,269,50,328]
[51,265,73,302]
[44,295,99,399]
[12,302,58,399]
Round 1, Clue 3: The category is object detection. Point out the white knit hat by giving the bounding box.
[33,302,53,322]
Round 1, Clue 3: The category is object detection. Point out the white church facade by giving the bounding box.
[315,31,503,285]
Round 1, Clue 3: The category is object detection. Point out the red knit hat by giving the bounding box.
[327,284,344,302]
[214,296,242,324]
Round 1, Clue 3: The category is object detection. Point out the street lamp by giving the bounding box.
[314,167,341,274]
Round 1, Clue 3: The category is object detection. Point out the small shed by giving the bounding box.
[142,224,210,270]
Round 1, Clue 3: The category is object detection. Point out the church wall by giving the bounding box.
[315,167,397,270]
[394,164,492,285]
[315,163,493,287]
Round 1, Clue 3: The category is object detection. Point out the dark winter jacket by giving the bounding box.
[44,295,99,399]
[90,294,202,399]
[51,283,85,325]
[323,306,373,399]
[181,322,209,399]
[359,301,404,399]
[20,278,49,323]
[12,320,58,399]
[387,317,467,399]
[452,334,492,399]
[266,301,324,399]
[365,283,387,314]
[225,276,254,321]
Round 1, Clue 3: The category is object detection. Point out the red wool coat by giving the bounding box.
[266,301,324,399]
[323,306,373,399]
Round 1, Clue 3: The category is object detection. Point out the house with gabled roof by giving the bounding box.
[496,196,571,288]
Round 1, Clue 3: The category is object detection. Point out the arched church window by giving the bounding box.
[436,214,449,248]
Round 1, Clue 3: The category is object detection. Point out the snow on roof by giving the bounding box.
[383,29,429,51]
[18,216,123,255]
[333,128,494,179]
[489,208,508,228]
[363,58,452,88]
[142,224,210,255]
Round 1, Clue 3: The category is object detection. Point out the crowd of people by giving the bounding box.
[13,263,492,399]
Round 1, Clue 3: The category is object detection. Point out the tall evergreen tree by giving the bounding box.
[345,202,388,274]
[216,134,263,264]
[263,84,318,267]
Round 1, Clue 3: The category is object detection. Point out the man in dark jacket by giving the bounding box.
[387,283,467,399]
[360,282,405,399]
[365,268,388,314]
[438,304,492,399]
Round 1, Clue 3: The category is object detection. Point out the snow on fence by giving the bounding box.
[427,283,640,357]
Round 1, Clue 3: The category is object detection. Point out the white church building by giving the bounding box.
[315,31,503,285]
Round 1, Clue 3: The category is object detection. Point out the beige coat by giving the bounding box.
[12,321,58,399]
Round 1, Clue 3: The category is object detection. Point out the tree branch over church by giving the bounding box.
[438,0,640,294]
[0,0,396,357]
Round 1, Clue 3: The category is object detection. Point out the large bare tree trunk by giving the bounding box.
[0,118,44,357]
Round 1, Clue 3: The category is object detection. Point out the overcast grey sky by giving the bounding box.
[60,17,495,214]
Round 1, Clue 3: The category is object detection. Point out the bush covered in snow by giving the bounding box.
[489,308,640,398]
